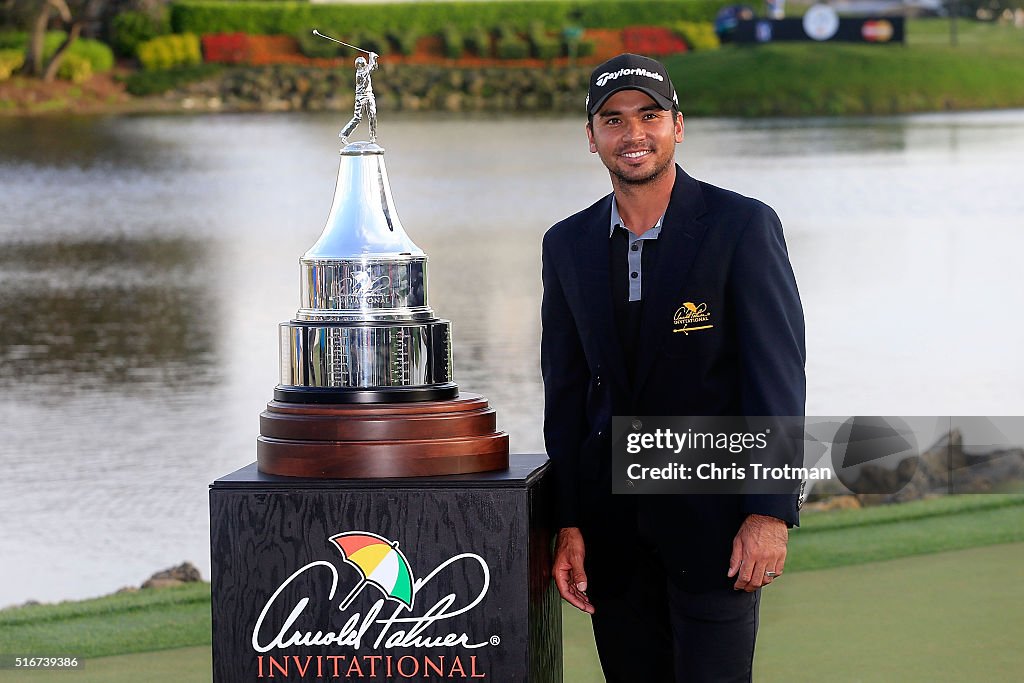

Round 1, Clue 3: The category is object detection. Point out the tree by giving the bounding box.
[18,0,104,81]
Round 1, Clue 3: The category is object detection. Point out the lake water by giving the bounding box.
[1,110,1023,607]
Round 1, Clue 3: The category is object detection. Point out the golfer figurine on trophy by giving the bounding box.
[260,32,509,478]
[312,30,379,145]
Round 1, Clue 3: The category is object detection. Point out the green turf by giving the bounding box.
[755,542,1024,682]
[2,494,1022,680]
[0,584,210,660]
[0,646,211,683]
[787,494,1024,571]
[4,544,1020,682]
[666,18,1024,116]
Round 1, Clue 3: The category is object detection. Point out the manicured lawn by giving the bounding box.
[2,494,1022,680]
[4,544,1021,682]
[666,19,1024,116]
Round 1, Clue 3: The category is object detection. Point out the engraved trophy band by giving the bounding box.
[276,142,456,403]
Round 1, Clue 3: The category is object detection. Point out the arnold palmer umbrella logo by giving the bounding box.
[332,532,416,613]
[251,530,500,678]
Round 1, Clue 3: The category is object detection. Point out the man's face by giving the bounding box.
[586,89,684,187]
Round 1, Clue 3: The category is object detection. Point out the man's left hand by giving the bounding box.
[727,514,788,592]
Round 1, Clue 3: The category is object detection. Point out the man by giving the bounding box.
[339,51,379,144]
[541,54,805,682]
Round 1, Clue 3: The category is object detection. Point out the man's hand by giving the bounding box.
[553,527,594,614]
[727,514,788,592]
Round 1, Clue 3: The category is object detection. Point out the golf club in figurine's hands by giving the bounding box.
[313,30,379,145]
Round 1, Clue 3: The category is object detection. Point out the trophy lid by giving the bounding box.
[303,142,424,260]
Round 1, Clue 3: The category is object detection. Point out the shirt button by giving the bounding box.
[630,272,638,279]
[595,375,602,386]
[632,418,642,431]
[631,244,639,252]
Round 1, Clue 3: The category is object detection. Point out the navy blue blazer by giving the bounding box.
[541,165,806,592]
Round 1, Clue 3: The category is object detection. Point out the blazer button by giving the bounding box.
[595,375,602,387]
[632,418,642,431]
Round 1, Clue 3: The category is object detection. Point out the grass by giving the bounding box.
[1,494,1022,664]
[0,584,210,660]
[666,18,1024,116]
[3,544,1021,682]
[788,494,1024,571]
[756,543,1024,682]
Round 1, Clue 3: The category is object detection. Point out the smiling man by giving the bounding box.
[541,54,806,681]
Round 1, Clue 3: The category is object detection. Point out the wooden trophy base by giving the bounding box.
[257,392,509,478]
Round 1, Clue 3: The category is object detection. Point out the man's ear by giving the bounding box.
[586,122,597,153]
[675,113,684,144]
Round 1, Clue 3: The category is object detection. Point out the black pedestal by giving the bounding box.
[210,454,560,682]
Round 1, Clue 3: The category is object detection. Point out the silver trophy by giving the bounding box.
[276,39,456,403]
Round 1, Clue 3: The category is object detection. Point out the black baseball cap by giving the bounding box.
[586,53,678,116]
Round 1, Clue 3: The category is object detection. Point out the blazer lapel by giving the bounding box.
[572,195,630,394]
[632,166,709,399]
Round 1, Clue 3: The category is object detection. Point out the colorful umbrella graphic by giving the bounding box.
[329,531,416,612]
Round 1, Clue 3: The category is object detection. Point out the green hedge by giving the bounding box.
[0,31,114,72]
[123,63,222,95]
[170,0,733,36]
[465,26,491,57]
[137,33,202,70]
[0,48,24,80]
[442,27,464,59]
[527,22,560,60]
[495,24,528,60]
[111,10,171,57]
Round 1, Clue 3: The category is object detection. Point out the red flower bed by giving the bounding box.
[248,35,304,66]
[622,26,687,57]
[201,33,250,64]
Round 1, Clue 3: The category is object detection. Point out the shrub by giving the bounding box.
[202,33,249,64]
[0,31,112,73]
[674,21,719,51]
[576,39,595,58]
[527,21,560,60]
[137,33,202,70]
[69,38,115,72]
[465,26,491,57]
[387,28,418,56]
[0,48,24,80]
[0,32,26,50]
[57,53,92,83]
[295,29,340,58]
[441,26,463,59]
[495,25,528,60]
[111,10,170,57]
[354,31,387,57]
[123,63,222,96]
[248,35,301,65]
[170,1,734,36]
[622,26,687,56]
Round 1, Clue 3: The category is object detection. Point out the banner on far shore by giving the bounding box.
[734,16,905,44]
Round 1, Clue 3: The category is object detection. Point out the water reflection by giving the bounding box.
[0,110,1022,606]
[0,116,177,170]
[0,237,220,392]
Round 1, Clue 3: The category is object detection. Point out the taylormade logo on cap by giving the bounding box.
[586,53,678,116]
[594,68,665,88]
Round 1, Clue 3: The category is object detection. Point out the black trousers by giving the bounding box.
[589,551,760,682]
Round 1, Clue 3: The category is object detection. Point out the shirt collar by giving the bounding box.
[609,195,664,239]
